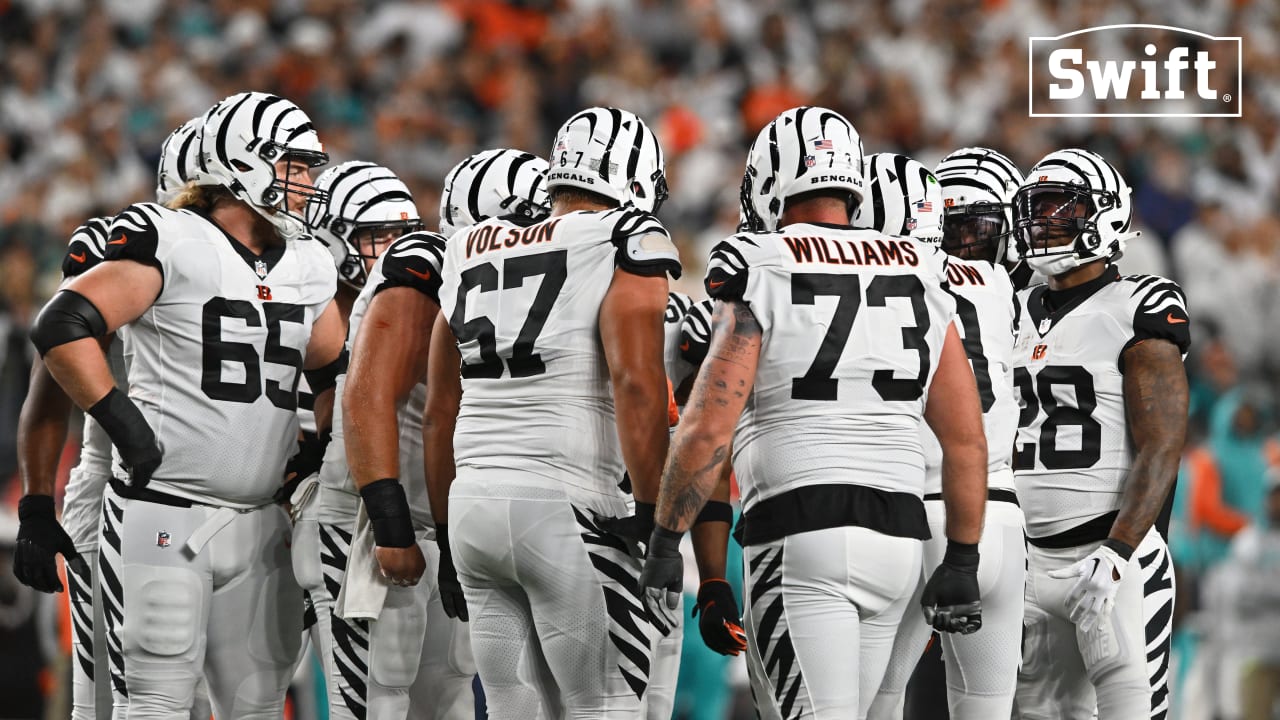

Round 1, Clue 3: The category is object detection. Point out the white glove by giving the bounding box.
[1047,541,1130,633]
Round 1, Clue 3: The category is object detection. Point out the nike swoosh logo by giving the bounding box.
[1166,312,1187,325]
[405,267,432,281]
[69,252,86,263]
[680,341,690,352]
[108,233,128,245]
[708,279,725,289]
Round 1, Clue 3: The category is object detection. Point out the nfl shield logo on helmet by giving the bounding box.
[254,259,268,279]
[156,531,171,548]
[907,217,918,230]
[804,155,816,168]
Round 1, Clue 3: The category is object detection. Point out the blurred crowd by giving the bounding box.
[2,0,1280,718]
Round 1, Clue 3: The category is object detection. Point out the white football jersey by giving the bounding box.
[921,257,1018,493]
[1012,266,1190,539]
[439,208,681,504]
[704,224,956,513]
[319,232,446,527]
[103,203,337,508]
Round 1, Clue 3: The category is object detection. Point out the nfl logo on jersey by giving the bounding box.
[156,531,171,548]
[254,259,268,279]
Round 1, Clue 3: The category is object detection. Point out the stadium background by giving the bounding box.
[0,0,1277,718]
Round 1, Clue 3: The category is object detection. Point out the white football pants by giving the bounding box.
[98,486,301,719]
[868,495,1026,720]
[1014,528,1162,719]
[448,470,657,720]
[742,525,921,720]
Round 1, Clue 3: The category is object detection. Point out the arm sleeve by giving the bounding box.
[610,208,681,279]
[373,231,447,305]
[62,216,111,278]
[102,204,164,276]
[1124,276,1191,361]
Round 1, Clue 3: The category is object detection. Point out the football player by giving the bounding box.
[290,159,450,719]
[637,107,989,720]
[14,116,212,720]
[423,107,679,718]
[29,91,346,718]
[861,153,1024,720]
[1008,149,1189,719]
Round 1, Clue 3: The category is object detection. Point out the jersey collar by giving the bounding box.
[203,211,288,280]
[1026,264,1120,337]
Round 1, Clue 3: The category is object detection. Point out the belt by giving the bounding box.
[109,478,266,555]
[923,488,1019,506]
[109,477,193,508]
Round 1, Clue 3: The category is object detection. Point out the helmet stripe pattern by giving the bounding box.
[198,91,328,241]
[854,153,942,241]
[740,106,864,233]
[547,108,667,213]
[1012,148,1134,275]
[439,149,550,239]
[306,160,421,287]
[155,117,202,205]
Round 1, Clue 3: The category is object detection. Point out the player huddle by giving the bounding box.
[12,90,1188,720]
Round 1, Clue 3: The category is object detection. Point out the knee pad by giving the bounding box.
[123,565,204,658]
[290,519,323,592]
[369,587,428,688]
[248,567,305,668]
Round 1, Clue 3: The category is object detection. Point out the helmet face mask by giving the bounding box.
[934,147,1022,264]
[1010,148,1132,277]
[739,106,864,233]
[941,202,1009,263]
[305,160,420,288]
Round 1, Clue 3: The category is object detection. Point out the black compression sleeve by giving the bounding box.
[30,290,108,355]
[304,347,348,394]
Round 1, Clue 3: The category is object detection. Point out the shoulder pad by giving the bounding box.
[606,208,681,279]
[102,203,168,269]
[665,291,692,325]
[375,231,447,304]
[679,298,714,366]
[1124,274,1190,356]
[62,216,112,278]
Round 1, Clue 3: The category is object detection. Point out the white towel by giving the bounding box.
[336,501,389,621]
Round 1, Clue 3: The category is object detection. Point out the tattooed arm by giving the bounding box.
[1111,338,1188,549]
[655,300,762,533]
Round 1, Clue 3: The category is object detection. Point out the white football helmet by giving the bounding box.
[155,117,202,205]
[439,149,550,239]
[1011,149,1136,277]
[546,107,667,213]
[852,152,942,242]
[739,106,864,233]
[197,91,328,240]
[934,147,1021,263]
[305,161,422,288]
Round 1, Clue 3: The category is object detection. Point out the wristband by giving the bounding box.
[18,494,56,521]
[695,500,733,526]
[435,524,452,555]
[634,502,655,524]
[942,539,980,569]
[88,388,156,453]
[1102,538,1135,562]
[647,525,683,558]
[304,348,348,394]
[359,478,414,548]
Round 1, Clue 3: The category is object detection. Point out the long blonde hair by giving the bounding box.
[166,182,235,212]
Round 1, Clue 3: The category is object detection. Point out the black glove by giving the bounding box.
[15,494,87,593]
[275,430,330,504]
[435,525,468,621]
[89,388,161,489]
[592,502,655,545]
[921,540,982,635]
[639,525,684,633]
[694,579,747,656]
